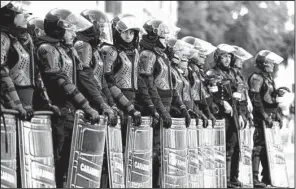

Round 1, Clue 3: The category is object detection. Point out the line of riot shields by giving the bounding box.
[3,108,289,188]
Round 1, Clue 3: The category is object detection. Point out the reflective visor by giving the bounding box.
[58,13,93,32]
[265,52,283,64]
[2,1,32,15]
[232,46,253,61]
[96,22,113,45]
[116,15,146,34]
[194,38,217,55]
[217,44,237,54]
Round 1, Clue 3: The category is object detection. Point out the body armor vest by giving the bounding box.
[235,71,248,101]
[9,36,33,87]
[56,46,75,84]
[171,67,183,95]
[190,65,210,101]
[93,49,104,89]
[181,74,191,102]
[155,55,171,91]
[261,74,277,104]
[114,50,139,90]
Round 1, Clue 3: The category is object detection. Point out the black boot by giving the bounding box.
[252,155,266,188]
[261,150,272,187]
[230,147,242,187]
[227,160,240,188]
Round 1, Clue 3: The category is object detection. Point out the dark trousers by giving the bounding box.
[52,110,74,188]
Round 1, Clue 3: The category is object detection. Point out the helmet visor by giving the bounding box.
[96,22,113,45]
[194,38,217,55]
[2,1,32,15]
[59,13,93,32]
[265,52,283,64]
[232,46,253,61]
[116,15,147,34]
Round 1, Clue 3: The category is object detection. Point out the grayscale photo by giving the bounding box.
[0,1,294,188]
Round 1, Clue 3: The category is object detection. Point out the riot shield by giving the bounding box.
[187,119,204,188]
[1,109,18,188]
[160,117,188,188]
[203,120,216,188]
[214,119,227,188]
[18,111,56,188]
[106,117,125,188]
[125,116,153,188]
[238,126,254,188]
[66,110,107,188]
[263,121,289,187]
[196,119,204,188]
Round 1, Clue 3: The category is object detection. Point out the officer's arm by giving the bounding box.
[101,77,116,107]
[248,73,267,120]
[37,44,94,112]
[137,75,157,115]
[101,45,135,113]
[1,32,24,110]
[138,50,168,117]
[206,69,224,106]
[74,41,110,112]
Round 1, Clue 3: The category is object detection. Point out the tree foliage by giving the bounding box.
[177,1,294,78]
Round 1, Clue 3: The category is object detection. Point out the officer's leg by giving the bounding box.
[152,123,161,188]
[230,138,242,187]
[252,128,267,188]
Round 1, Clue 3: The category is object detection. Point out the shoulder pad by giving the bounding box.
[138,50,156,75]
[1,32,11,66]
[248,73,263,92]
[101,45,118,73]
[37,43,60,73]
[74,41,92,67]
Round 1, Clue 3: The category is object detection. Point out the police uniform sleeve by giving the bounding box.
[248,73,268,120]
[1,32,24,110]
[137,75,157,115]
[37,43,94,113]
[101,77,116,107]
[73,41,110,112]
[138,50,169,117]
[101,45,135,113]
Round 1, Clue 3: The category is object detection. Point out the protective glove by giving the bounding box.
[188,109,199,119]
[223,101,233,116]
[181,107,191,128]
[151,112,160,128]
[14,104,27,120]
[112,105,124,120]
[197,111,208,128]
[44,104,61,116]
[162,112,172,129]
[103,108,118,127]
[23,105,34,120]
[208,112,216,128]
[84,106,100,124]
[128,108,141,127]
[264,114,273,128]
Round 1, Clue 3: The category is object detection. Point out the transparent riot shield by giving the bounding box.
[214,119,227,188]
[66,110,107,188]
[125,116,153,188]
[1,109,18,188]
[187,119,205,188]
[263,121,289,187]
[196,119,204,188]
[106,117,125,188]
[160,117,188,188]
[203,120,215,188]
[18,111,56,188]
[238,126,254,188]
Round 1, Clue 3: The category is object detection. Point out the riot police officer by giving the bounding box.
[248,50,287,188]
[35,8,100,187]
[206,44,243,188]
